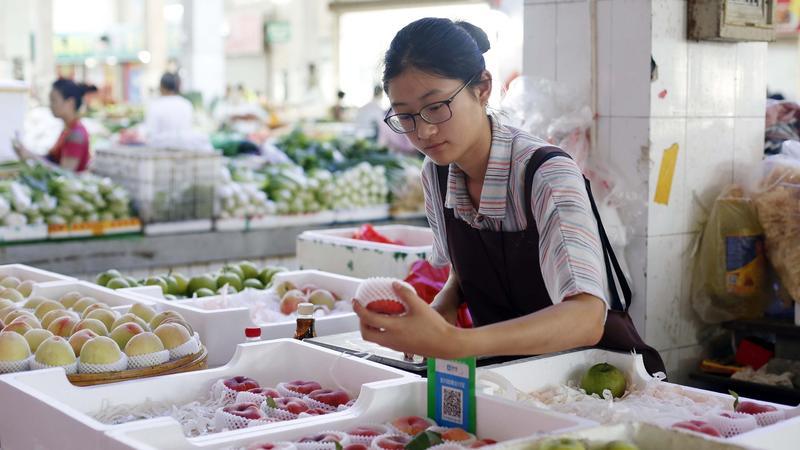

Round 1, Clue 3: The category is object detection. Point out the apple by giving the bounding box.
[171,273,189,296]
[731,391,778,415]
[308,289,336,310]
[106,278,130,290]
[271,397,309,415]
[373,435,411,450]
[58,291,84,308]
[243,278,265,290]
[0,331,31,361]
[16,280,34,297]
[603,441,640,450]
[440,428,473,442]
[79,336,123,365]
[47,315,80,338]
[195,288,216,297]
[273,280,296,298]
[247,387,280,398]
[71,297,98,314]
[301,407,329,416]
[154,323,191,350]
[672,420,722,437]
[24,329,54,353]
[4,321,33,336]
[0,276,21,289]
[149,310,184,330]
[95,269,122,287]
[74,318,109,336]
[280,291,306,315]
[34,336,76,366]
[42,309,78,330]
[580,363,627,398]
[469,440,497,448]
[538,438,587,450]
[247,443,295,450]
[307,388,350,407]
[222,402,266,420]
[298,432,347,443]
[84,308,119,331]
[111,313,149,332]
[216,272,242,292]
[9,314,41,329]
[346,425,388,438]
[109,322,145,349]
[34,300,65,320]
[391,416,436,436]
[81,303,111,319]
[69,329,98,356]
[124,332,166,356]
[223,376,260,392]
[128,303,156,323]
[283,380,322,395]
[21,296,49,310]
[144,277,168,295]
[0,288,24,303]
[343,445,369,450]
[366,300,407,315]
[187,275,217,296]
[237,261,259,280]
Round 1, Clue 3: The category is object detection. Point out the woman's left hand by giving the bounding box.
[352,281,462,359]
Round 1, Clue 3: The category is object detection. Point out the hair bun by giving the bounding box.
[455,21,490,54]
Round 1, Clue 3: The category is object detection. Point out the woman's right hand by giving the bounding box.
[430,270,461,325]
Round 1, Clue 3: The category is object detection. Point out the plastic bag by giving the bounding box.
[691,185,770,323]
[750,154,800,303]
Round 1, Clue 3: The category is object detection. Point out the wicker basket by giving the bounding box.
[66,346,208,387]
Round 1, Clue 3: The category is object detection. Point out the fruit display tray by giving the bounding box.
[478,348,799,449]
[131,270,362,367]
[493,422,753,450]
[296,224,433,279]
[0,263,76,284]
[105,378,595,450]
[0,338,416,450]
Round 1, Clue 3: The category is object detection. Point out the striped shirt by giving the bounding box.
[421,116,609,308]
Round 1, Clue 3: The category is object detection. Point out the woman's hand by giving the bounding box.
[353,281,462,359]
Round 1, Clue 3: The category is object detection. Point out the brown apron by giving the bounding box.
[436,147,667,376]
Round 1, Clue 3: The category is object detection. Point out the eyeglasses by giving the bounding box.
[384,73,478,134]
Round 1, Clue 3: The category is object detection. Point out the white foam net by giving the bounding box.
[127,349,170,369]
[0,356,30,373]
[706,412,758,437]
[168,333,201,360]
[30,358,77,374]
[78,354,128,374]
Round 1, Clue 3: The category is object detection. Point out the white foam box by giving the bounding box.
[0,263,76,284]
[105,378,595,450]
[493,422,755,450]
[478,349,799,446]
[128,270,362,367]
[0,223,48,242]
[0,339,416,450]
[296,225,433,279]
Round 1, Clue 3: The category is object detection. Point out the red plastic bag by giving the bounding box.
[352,224,403,245]
[403,260,473,328]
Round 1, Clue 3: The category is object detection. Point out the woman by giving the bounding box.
[352,18,665,375]
[13,79,96,172]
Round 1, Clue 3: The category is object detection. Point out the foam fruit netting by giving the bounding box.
[92,376,356,437]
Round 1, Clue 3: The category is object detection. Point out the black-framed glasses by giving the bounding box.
[384,73,478,134]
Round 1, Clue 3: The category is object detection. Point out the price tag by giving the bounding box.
[427,357,476,432]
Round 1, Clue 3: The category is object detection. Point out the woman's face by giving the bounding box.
[386,67,489,165]
[49,89,73,119]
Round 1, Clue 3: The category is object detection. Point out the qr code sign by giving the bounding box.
[441,386,463,423]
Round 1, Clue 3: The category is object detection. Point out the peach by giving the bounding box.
[4,321,33,336]
[109,322,145,350]
[24,329,54,353]
[154,323,191,350]
[158,317,195,336]
[111,313,149,332]
[0,318,3,332]
[0,331,31,361]
[34,299,65,319]
[0,298,14,310]
[79,336,123,365]
[16,280,34,297]
[73,318,109,337]
[68,329,98,356]
[0,276,21,289]
[71,297,98,314]
[41,309,77,330]
[47,315,79,338]
[84,308,118,331]
[9,315,41,329]
[0,288,24,303]
[274,280,297,298]
[0,305,17,322]
[308,289,336,310]
[280,290,305,315]
[4,310,36,325]
[58,291,83,308]
[128,303,156,323]
[22,295,49,309]
[124,332,165,356]
[34,336,76,366]
[148,310,184,330]
[81,302,111,318]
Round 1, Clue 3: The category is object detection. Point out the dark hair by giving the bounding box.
[160,72,180,93]
[52,78,97,110]
[382,18,490,92]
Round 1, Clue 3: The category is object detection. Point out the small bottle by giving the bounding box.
[294,302,317,340]
[244,327,262,342]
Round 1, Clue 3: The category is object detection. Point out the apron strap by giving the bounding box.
[523,147,632,312]
[435,164,449,205]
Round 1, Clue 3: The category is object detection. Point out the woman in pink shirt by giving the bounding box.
[14,78,97,172]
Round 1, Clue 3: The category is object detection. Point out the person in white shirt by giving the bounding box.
[144,73,194,147]
[355,85,385,138]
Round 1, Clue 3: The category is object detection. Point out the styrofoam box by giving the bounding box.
[0,263,76,284]
[478,349,799,446]
[492,422,755,450]
[106,378,595,450]
[0,339,416,450]
[0,223,48,242]
[127,270,362,367]
[296,225,433,279]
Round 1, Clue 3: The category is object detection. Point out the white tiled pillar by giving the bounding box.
[523,0,767,379]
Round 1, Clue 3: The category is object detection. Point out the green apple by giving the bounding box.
[172,273,189,296]
[95,270,122,287]
[238,261,259,280]
[194,288,215,297]
[187,275,216,295]
[106,277,130,290]
[603,441,640,450]
[259,267,286,286]
[580,363,627,398]
[538,438,586,450]
[163,275,179,296]
[242,278,265,290]
[222,264,245,280]
[144,277,168,294]
[125,276,140,287]
[216,272,242,291]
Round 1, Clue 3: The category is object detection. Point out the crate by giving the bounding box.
[0,339,416,450]
[91,146,221,224]
[296,225,433,279]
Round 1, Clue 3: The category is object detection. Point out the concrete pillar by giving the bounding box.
[181,0,225,105]
[145,0,168,98]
